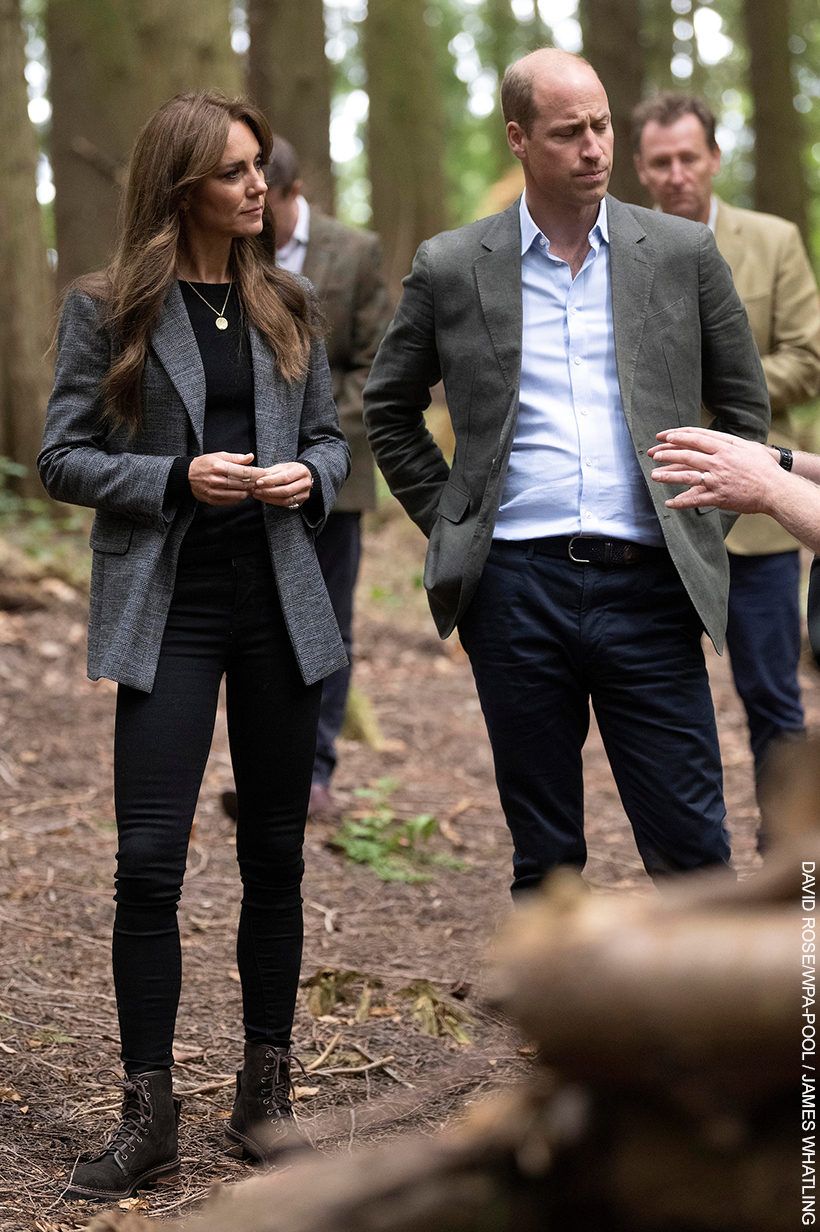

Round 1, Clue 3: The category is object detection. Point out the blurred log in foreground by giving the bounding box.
[92,765,810,1232]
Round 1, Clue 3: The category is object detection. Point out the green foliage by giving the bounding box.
[0,457,92,590]
[0,457,45,519]
[329,777,471,883]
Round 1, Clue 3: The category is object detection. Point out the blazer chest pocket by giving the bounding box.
[90,512,134,555]
[437,480,470,524]
[644,296,688,337]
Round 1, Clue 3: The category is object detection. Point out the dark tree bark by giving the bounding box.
[579,0,648,205]
[642,0,674,94]
[48,0,241,291]
[247,0,333,215]
[483,0,525,179]
[744,0,809,244]
[0,0,53,497]
[528,3,551,52]
[364,0,447,295]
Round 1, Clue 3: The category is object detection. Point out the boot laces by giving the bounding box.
[261,1048,307,1118]
[95,1070,152,1155]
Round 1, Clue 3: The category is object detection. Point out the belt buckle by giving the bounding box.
[568,535,596,564]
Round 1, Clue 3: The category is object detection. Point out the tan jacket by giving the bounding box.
[714,199,820,554]
[303,211,391,512]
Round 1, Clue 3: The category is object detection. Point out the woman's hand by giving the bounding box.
[188,452,265,506]
[252,463,314,509]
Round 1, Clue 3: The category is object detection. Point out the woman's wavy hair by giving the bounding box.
[81,91,320,433]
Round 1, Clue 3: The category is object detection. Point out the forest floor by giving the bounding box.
[0,502,817,1230]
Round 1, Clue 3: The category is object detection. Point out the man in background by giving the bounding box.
[633,92,820,799]
[223,137,390,820]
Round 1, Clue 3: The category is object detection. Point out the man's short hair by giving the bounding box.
[264,135,301,194]
[631,92,718,155]
[501,50,592,138]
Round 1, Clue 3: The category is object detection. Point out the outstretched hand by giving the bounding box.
[648,428,780,514]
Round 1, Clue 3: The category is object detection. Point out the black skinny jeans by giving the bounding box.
[112,550,321,1074]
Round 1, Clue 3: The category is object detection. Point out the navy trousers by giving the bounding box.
[725,550,805,773]
[312,511,362,786]
[458,541,731,895]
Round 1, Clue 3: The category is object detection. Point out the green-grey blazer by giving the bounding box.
[39,282,350,692]
[364,195,770,651]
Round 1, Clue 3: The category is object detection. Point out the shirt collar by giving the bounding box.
[519,193,609,256]
[707,194,718,234]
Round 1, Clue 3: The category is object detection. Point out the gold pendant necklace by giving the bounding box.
[183,280,232,330]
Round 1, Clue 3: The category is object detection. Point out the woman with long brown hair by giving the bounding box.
[39,92,350,1200]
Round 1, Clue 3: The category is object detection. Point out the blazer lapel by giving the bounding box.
[474,202,523,395]
[713,198,746,287]
[150,281,207,450]
[250,325,293,468]
[606,195,655,424]
[301,211,336,297]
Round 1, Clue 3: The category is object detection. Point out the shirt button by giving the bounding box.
[579,407,587,416]
[539,236,546,247]
[574,356,582,365]
[585,458,593,467]
[570,307,578,316]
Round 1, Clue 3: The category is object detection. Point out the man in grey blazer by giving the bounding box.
[364,49,770,893]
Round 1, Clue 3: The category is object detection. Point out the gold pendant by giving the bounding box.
[216,316,228,330]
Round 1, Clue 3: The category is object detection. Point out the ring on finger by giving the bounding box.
[288,500,300,510]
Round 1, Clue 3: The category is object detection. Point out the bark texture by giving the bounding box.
[484,0,524,181]
[744,0,809,244]
[247,0,333,214]
[48,0,241,291]
[364,0,447,295]
[0,0,53,497]
[643,0,675,94]
[579,0,648,206]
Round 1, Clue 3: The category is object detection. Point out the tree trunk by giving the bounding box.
[364,0,447,295]
[0,0,53,498]
[528,4,551,52]
[48,0,241,292]
[247,0,333,215]
[578,0,648,206]
[744,0,809,244]
[643,0,674,94]
[483,0,524,180]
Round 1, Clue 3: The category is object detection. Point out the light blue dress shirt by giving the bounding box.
[493,195,663,546]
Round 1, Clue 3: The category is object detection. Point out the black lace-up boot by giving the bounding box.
[225,1043,305,1162]
[66,1069,181,1201]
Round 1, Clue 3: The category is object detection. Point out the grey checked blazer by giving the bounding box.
[39,282,351,693]
[364,195,771,651]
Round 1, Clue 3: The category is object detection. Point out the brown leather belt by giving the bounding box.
[493,535,668,566]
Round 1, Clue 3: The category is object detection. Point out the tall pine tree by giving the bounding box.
[247,0,334,214]
[48,0,241,290]
[364,0,447,292]
[0,0,53,497]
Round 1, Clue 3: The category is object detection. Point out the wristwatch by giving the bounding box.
[774,446,794,471]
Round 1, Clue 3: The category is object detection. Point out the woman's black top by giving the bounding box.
[167,281,321,564]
